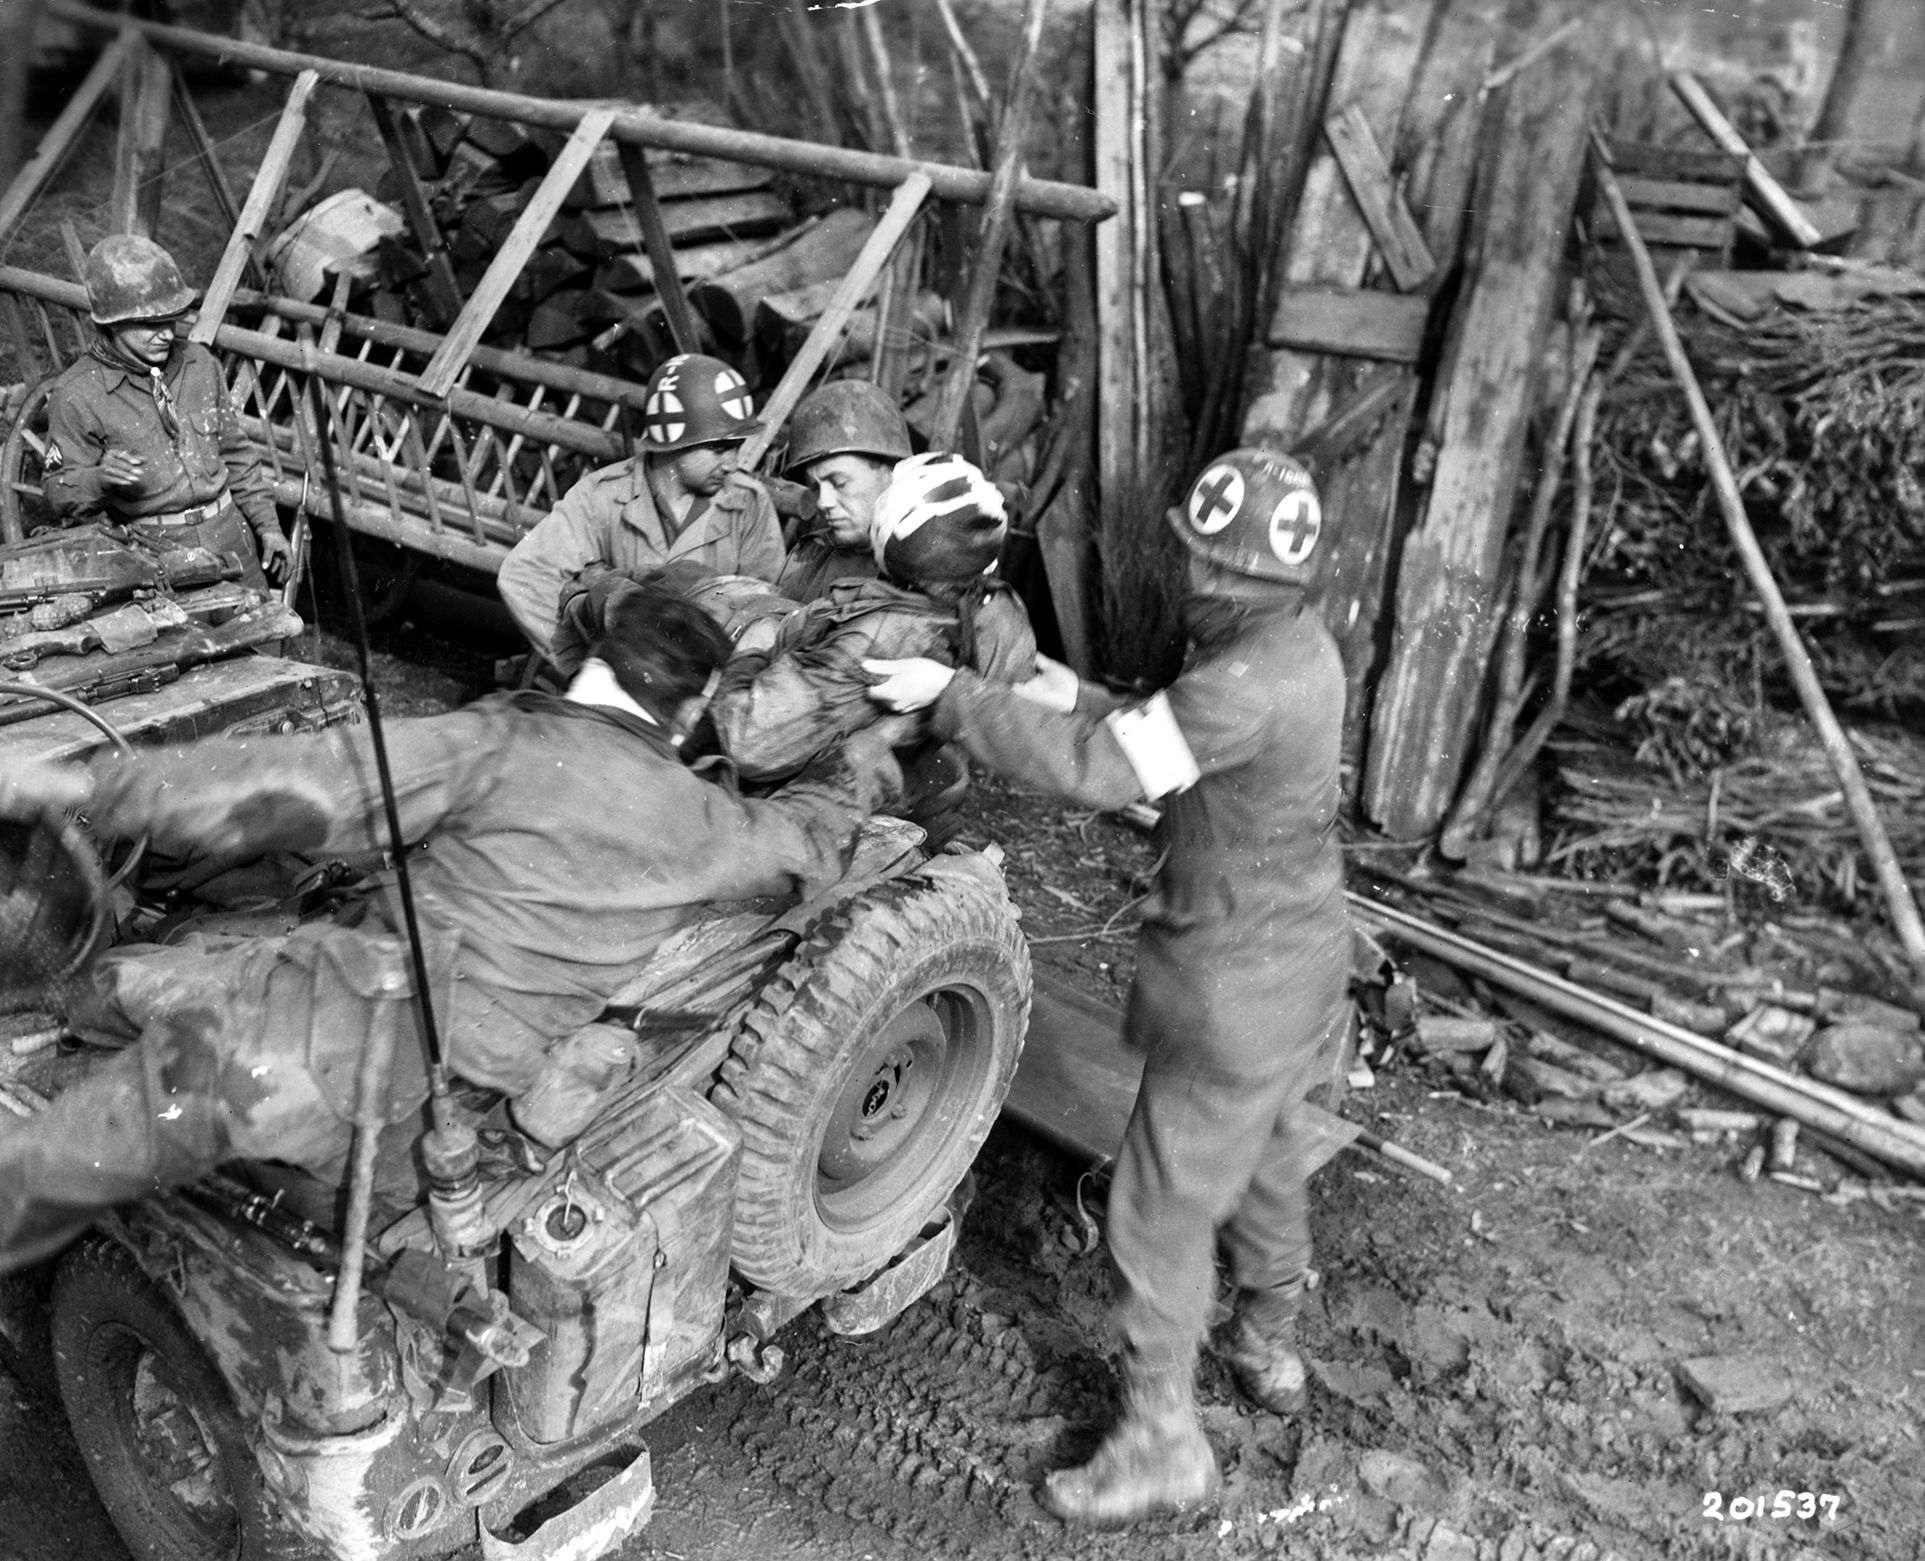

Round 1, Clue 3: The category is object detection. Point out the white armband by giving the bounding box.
[1102,693,1201,801]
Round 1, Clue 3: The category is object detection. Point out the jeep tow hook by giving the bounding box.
[725,1334,786,1385]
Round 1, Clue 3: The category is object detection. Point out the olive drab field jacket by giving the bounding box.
[932,593,1350,1070]
[498,461,785,658]
[711,575,1038,784]
[77,692,899,1098]
[41,342,279,533]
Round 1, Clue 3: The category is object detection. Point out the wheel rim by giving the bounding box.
[814,985,993,1232]
[90,1322,241,1559]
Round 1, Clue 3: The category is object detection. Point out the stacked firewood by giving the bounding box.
[354,104,936,384]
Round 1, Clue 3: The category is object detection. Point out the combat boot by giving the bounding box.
[1220,1280,1308,1414]
[1041,1352,1220,1528]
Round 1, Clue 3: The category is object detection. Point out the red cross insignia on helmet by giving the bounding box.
[642,352,761,453]
[1167,447,1323,585]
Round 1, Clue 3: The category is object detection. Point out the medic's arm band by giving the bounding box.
[1101,693,1202,801]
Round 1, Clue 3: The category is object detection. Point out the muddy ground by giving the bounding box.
[2,623,1923,1561]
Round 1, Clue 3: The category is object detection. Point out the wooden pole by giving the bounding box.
[737,172,932,473]
[190,69,318,345]
[1352,895,1925,1178]
[613,140,701,357]
[930,0,1050,452]
[1670,71,1823,248]
[1594,143,1925,971]
[365,92,463,329]
[109,33,171,239]
[44,1,1114,225]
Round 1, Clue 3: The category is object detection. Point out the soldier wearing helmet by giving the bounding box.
[866,448,1350,1526]
[41,235,291,591]
[773,378,915,603]
[708,453,1036,843]
[497,352,785,658]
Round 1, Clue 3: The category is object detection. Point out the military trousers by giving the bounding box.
[1107,925,1351,1372]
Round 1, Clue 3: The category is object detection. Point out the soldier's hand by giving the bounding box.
[862,657,955,712]
[99,450,145,493]
[256,527,293,584]
[1012,653,1081,714]
[711,469,767,512]
[0,759,94,822]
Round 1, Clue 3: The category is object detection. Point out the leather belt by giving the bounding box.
[138,492,233,528]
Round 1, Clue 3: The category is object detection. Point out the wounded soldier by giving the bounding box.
[0,577,904,1274]
[703,454,1036,839]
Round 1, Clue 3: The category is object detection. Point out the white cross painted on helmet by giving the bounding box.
[1268,488,1321,566]
[1188,463,1244,534]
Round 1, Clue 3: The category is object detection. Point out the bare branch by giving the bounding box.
[499,0,580,42]
[374,0,486,67]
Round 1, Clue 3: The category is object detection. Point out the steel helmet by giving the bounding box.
[84,234,196,326]
[871,453,1007,581]
[784,379,913,473]
[641,353,762,453]
[1167,447,1323,585]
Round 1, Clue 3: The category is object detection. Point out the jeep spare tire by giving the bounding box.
[715,857,1031,1296]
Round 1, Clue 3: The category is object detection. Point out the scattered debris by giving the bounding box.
[1677,1355,1796,1416]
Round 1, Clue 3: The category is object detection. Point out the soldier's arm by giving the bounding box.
[709,613,908,782]
[39,384,114,518]
[701,719,906,901]
[926,663,1264,810]
[75,711,493,860]
[496,483,611,658]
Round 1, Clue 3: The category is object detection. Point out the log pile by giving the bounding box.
[1350,867,1925,1183]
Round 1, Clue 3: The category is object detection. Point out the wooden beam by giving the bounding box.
[45,1,1115,225]
[366,92,464,329]
[1323,99,1434,292]
[109,34,171,238]
[1092,0,1134,501]
[190,70,318,345]
[1362,54,1595,838]
[1267,286,1427,361]
[1669,71,1823,249]
[0,31,133,248]
[613,139,701,356]
[1596,148,1925,969]
[736,172,932,473]
[418,108,616,400]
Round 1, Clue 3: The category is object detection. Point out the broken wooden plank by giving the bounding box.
[1323,99,1435,292]
[191,69,319,345]
[1595,210,1735,250]
[1267,285,1428,362]
[1362,53,1594,838]
[689,209,875,342]
[1669,71,1823,249]
[419,108,615,399]
[565,144,771,209]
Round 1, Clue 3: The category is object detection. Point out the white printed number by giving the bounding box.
[1702,1491,1841,1524]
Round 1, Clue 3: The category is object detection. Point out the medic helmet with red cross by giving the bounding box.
[641,353,762,453]
[1166,447,1323,585]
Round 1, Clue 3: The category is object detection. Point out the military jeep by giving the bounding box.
[0,669,1031,1560]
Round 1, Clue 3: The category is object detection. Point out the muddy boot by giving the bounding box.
[1042,1352,1220,1528]
[1220,1280,1308,1414]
